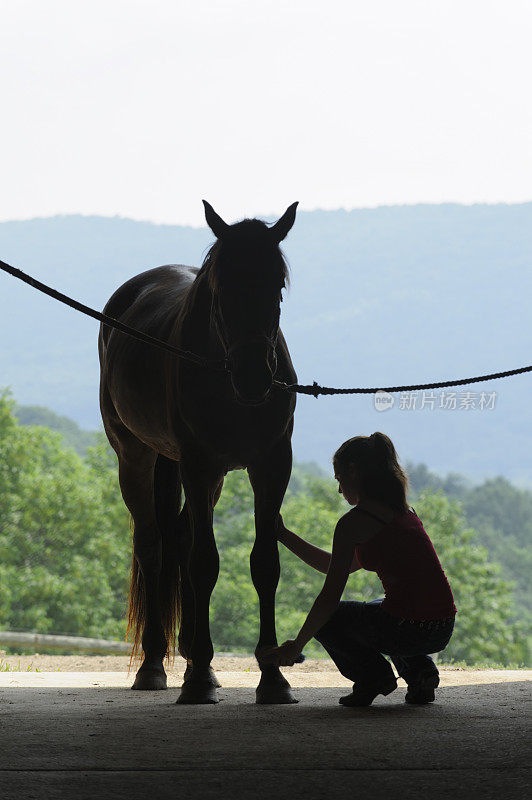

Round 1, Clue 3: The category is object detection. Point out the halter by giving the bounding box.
[210,292,279,374]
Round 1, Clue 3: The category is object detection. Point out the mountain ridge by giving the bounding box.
[1,204,530,484]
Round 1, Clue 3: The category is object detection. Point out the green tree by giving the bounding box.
[410,467,532,643]
[0,393,130,641]
[14,404,96,455]
[410,491,527,665]
[0,391,528,665]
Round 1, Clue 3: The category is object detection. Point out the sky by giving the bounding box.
[1,0,531,226]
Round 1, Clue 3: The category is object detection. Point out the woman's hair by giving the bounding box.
[332,431,409,513]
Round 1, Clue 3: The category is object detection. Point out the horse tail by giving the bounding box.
[127,454,183,665]
[127,518,143,667]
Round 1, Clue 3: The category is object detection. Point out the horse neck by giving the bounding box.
[176,269,222,360]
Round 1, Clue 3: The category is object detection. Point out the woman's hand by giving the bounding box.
[258,639,301,667]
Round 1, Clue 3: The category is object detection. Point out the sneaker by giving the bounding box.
[339,675,397,707]
[405,672,440,704]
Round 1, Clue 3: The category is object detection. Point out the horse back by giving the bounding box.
[100,265,197,344]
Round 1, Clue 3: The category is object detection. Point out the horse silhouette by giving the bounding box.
[99,201,298,703]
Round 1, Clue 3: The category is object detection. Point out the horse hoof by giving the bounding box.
[256,683,298,705]
[132,669,167,691]
[210,667,222,689]
[184,664,221,689]
[176,682,219,705]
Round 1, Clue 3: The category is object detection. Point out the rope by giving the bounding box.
[0,258,225,370]
[274,363,532,398]
[1,257,530,395]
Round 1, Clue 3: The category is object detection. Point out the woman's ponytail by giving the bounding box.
[370,431,396,463]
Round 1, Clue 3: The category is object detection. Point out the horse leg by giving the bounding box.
[117,446,168,690]
[176,462,223,704]
[180,477,224,689]
[248,435,297,704]
[177,500,194,663]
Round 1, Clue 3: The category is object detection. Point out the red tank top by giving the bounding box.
[354,507,456,620]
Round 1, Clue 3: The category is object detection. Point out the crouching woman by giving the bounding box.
[261,432,456,706]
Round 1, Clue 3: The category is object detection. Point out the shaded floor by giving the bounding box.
[0,670,530,799]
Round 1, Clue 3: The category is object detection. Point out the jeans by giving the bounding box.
[314,599,455,687]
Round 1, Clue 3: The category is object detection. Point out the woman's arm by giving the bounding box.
[261,518,358,665]
[293,519,357,651]
[278,515,362,575]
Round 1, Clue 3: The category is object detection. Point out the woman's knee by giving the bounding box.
[314,601,357,645]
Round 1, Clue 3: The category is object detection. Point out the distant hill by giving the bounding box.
[1,205,531,484]
[14,404,97,455]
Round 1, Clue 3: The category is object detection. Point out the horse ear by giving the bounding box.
[202,200,230,239]
[270,202,299,243]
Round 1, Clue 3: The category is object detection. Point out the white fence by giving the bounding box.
[0,631,131,655]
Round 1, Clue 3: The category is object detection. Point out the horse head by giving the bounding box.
[203,200,298,406]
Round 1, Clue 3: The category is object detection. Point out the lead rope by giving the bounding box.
[1,257,531,395]
[0,258,226,370]
[272,361,532,398]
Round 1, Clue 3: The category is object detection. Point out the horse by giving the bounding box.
[98,200,299,704]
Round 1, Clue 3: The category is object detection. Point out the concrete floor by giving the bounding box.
[1,670,530,800]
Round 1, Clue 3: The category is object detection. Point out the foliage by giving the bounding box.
[0,391,130,640]
[409,465,532,633]
[14,404,97,456]
[405,460,472,501]
[0,391,529,665]
[0,658,42,672]
[405,491,527,665]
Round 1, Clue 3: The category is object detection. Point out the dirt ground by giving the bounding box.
[1,651,528,683]
[0,651,475,672]
[0,652,322,673]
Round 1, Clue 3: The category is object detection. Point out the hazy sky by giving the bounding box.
[1,0,531,225]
